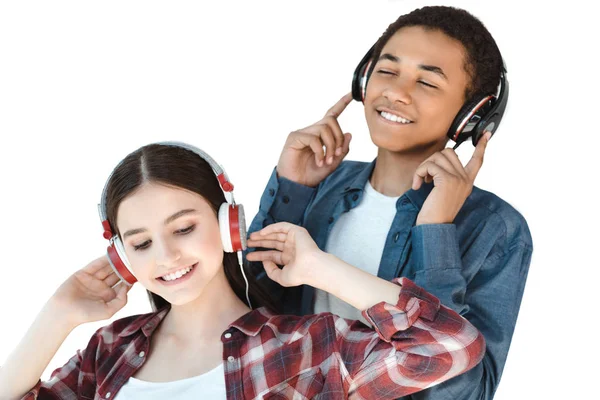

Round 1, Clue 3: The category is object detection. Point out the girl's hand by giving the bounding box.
[246,222,323,288]
[50,255,131,328]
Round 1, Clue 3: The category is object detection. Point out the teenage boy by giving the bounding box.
[247,6,532,399]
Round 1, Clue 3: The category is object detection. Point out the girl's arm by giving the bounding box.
[0,256,129,400]
[247,222,486,397]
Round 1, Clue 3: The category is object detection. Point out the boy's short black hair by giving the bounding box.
[373,6,503,101]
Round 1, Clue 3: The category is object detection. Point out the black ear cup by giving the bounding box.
[352,45,376,102]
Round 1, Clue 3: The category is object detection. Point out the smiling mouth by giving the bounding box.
[378,110,413,124]
[157,263,197,282]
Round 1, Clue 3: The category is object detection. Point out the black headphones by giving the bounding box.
[352,44,509,149]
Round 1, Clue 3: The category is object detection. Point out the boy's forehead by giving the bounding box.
[382,26,465,60]
[381,26,467,73]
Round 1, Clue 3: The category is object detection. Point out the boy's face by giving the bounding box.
[364,26,470,154]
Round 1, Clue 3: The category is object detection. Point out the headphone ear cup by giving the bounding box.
[471,110,501,146]
[352,45,376,102]
[352,62,367,101]
[236,204,247,251]
[360,60,374,102]
[472,76,509,146]
[447,95,495,145]
[107,237,137,286]
[218,203,247,253]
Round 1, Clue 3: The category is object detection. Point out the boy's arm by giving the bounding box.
[408,223,532,400]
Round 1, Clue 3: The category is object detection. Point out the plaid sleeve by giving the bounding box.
[20,350,84,400]
[19,323,107,400]
[334,277,486,398]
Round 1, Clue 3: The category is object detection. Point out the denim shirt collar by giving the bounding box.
[341,158,434,210]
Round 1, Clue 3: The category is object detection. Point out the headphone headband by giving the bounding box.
[97,141,236,238]
[97,141,250,307]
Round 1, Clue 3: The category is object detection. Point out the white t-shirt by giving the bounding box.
[314,179,400,325]
[113,362,226,399]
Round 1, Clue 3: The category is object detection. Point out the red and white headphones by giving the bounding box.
[97,141,248,287]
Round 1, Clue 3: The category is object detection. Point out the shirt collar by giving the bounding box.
[341,158,434,209]
[117,306,275,339]
[118,307,170,338]
[228,307,275,337]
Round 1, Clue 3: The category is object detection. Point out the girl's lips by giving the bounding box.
[156,263,198,286]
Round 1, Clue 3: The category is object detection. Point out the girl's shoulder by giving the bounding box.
[89,308,169,348]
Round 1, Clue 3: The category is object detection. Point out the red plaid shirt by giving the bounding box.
[24,278,484,399]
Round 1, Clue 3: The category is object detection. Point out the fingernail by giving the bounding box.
[327,156,333,165]
[317,160,323,167]
[485,131,492,141]
[335,147,342,156]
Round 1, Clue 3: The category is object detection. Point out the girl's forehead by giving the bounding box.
[115,183,212,230]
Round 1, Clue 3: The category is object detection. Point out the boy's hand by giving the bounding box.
[414,131,491,225]
[276,93,353,187]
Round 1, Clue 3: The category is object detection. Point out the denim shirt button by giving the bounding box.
[282,195,290,204]
[352,194,359,201]
[401,198,410,206]
[393,232,400,242]
[269,188,275,196]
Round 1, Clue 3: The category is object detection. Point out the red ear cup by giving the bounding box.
[106,238,137,286]
[219,203,247,253]
[231,203,247,252]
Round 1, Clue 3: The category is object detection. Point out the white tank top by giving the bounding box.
[113,362,226,399]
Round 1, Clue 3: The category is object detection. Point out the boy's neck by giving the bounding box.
[370,146,441,197]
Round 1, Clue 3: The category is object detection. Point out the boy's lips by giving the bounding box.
[376,106,414,123]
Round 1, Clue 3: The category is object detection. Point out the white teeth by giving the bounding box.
[380,111,411,124]
[161,265,193,282]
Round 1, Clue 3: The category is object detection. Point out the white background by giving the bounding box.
[0,1,597,399]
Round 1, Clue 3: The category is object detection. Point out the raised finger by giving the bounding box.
[324,92,353,119]
[465,131,491,180]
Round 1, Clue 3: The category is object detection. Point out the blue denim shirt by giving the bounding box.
[247,159,532,400]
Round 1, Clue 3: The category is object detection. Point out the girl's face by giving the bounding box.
[116,182,225,305]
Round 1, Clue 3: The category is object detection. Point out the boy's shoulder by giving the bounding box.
[465,186,532,247]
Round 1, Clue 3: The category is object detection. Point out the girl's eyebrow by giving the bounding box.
[122,209,198,239]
